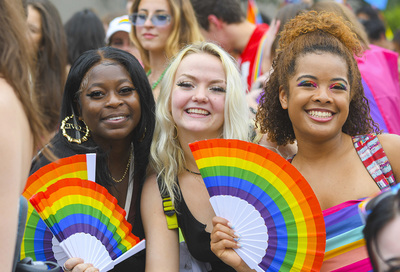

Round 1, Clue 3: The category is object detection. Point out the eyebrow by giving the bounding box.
[296,75,348,85]
[138,9,169,13]
[178,74,226,85]
[86,79,133,90]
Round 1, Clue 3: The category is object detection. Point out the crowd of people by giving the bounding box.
[2,0,400,271]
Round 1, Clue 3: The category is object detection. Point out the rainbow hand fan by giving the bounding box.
[189,139,326,272]
[30,178,145,272]
[21,154,96,263]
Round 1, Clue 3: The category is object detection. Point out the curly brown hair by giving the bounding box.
[256,11,379,146]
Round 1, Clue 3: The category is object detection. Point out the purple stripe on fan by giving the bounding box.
[43,228,56,262]
[208,186,278,266]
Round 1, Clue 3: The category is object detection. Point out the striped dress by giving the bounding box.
[290,134,396,271]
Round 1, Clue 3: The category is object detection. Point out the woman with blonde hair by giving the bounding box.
[129,0,203,99]
[141,41,250,271]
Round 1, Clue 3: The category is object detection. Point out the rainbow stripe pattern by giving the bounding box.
[21,154,96,262]
[321,200,372,271]
[189,139,326,272]
[30,178,143,271]
[247,0,263,25]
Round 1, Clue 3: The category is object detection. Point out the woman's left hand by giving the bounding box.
[210,216,254,272]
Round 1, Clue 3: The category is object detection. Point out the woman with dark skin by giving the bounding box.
[31,47,155,272]
[211,11,400,272]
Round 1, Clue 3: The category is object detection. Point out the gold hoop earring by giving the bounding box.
[173,125,178,140]
[61,114,90,144]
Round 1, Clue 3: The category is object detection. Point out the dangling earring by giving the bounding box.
[173,125,178,140]
[61,114,90,144]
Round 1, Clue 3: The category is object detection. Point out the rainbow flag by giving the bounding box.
[247,0,263,25]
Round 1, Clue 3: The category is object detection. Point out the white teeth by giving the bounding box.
[186,108,209,115]
[308,111,332,118]
[108,116,125,121]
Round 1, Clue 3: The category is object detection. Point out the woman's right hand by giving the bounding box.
[63,258,99,272]
[210,216,254,272]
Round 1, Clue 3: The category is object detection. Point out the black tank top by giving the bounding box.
[176,180,236,272]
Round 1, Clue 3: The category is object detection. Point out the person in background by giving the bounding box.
[27,0,68,143]
[64,9,105,69]
[356,4,394,51]
[31,47,155,272]
[129,0,203,100]
[190,0,270,91]
[141,42,250,272]
[106,15,142,64]
[212,11,400,271]
[361,183,400,272]
[311,0,400,135]
[0,0,48,270]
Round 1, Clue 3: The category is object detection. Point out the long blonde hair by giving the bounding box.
[129,0,204,72]
[150,42,250,203]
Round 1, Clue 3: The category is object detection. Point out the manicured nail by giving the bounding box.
[227,222,235,229]
[236,242,242,248]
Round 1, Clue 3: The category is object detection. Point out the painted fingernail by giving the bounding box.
[237,242,242,248]
[227,222,235,229]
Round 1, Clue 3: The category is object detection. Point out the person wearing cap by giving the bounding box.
[106,15,142,64]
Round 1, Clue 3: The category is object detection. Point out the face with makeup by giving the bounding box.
[279,52,351,141]
[78,61,141,147]
[171,52,226,139]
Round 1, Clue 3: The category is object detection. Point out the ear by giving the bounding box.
[208,15,223,30]
[279,86,288,110]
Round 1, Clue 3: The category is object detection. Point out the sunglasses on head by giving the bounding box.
[359,183,400,224]
[129,13,171,26]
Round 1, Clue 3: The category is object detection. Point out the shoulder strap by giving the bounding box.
[157,176,178,229]
[353,133,396,190]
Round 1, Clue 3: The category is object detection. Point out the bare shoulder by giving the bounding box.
[141,174,163,214]
[378,133,400,182]
[0,78,22,111]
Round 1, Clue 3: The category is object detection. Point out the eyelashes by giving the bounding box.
[297,80,317,88]
[329,82,347,91]
[297,80,347,91]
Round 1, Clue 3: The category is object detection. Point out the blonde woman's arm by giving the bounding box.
[141,174,180,271]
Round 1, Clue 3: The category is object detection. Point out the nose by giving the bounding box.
[106,91,123,107]
[312,86,333,104]
[192,87,209,103]
[143,15,154,27]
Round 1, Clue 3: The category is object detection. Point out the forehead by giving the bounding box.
[80,61,131,87]
[292,52,349,78]
[138,0,171,12]
[175,52,225,79]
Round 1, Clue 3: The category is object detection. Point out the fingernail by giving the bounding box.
[237,242,242,248]
[234,237,240,242]
[227,222,235,229]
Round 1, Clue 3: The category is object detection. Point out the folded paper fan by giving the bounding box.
[30,178,145,272]
[189,139,326,272]
[21,154,96,263]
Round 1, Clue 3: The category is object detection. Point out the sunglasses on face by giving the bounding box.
[129,13,171,26]
[358,183,400,224]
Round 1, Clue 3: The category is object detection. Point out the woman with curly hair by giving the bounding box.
[128,0,203,100]
[211,11,400,271]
